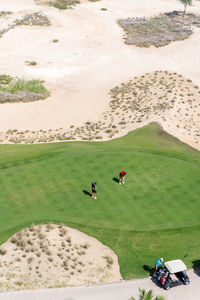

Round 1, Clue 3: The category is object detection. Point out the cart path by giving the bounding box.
[0,269,199,300]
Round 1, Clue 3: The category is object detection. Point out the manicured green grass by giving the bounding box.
[0,123,199,279]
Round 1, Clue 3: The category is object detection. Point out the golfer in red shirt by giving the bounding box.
[119,171,127,184]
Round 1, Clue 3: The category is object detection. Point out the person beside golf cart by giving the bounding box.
[157,259,190,290]
[154,257,164,276]
[157,266,170,288]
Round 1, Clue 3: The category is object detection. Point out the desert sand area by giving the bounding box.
[0,224,121,290]
[0,0,199,149]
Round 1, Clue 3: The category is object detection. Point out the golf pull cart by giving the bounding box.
[157,259,190,290]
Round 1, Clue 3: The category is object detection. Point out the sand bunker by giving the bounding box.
[0,224,121,290]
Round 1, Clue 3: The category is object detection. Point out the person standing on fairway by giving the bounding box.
[91,182,97,199]
[119,171,127,184]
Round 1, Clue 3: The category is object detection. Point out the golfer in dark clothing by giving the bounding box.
[91,182,97,199]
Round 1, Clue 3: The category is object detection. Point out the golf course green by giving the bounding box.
[0,123,199,279]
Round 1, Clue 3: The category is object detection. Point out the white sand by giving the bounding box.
[0,224,121,290]
[0,0,199,149]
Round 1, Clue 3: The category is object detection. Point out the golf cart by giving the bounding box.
[157,259,190,290]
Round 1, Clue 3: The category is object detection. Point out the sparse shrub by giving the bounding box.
[15,281,23,286]
[66,236,71,243]
[38,233,45,239]
[0,248,7,255]
[15,257,21,262]
[10,236,17,244]
[25,61,37,66]
[0,74,12,85]
[103,255,114,267]
[49,0,80,10]
[81,243,89,249]
[46,250,52,256]
[27,257,34,264]
[60,228,67,236]
[46,223,55,230]
[27,239,33,245]
[105,129,112,133]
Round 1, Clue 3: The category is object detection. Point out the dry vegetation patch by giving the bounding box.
[1,71,199,149]
[0,74,49,103]
[35,0,101,9]
[0,224,120,290]
[15,13,51,27]
[35,0,80,10]
[118,11,200,47]
[0,10,51,37]
[0,11,12,18]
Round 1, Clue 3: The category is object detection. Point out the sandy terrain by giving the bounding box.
[0,0,200,148]
[0,224,121,290]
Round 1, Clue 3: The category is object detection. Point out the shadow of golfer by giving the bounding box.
[143,264,154,276]
[113,177,119,184]
[82,190,91,197]
[192,260,200,277]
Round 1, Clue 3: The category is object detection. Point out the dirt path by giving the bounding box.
[0,269,199,300]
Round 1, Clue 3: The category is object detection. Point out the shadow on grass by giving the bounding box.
[82,190,91,197]
[143,264,155,276]
[192,260,200,277]
[113,177,119,184]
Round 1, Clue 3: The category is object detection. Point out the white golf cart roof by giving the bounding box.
[165,259,187,274]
